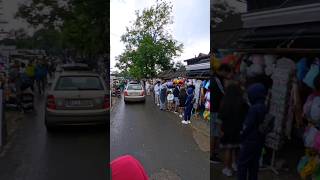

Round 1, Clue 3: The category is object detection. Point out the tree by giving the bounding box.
[211,0,246,28]
[115,0,183,79]
[15,0,109,62]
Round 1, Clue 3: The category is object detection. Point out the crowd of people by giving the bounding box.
[147,79,197,125]
[6,58,56,112]
[210,63,272,180]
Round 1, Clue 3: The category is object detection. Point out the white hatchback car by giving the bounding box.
[124,83,145,103]
[45,70,109,130]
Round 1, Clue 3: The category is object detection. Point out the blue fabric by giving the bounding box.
[241,83,267,143]
[35,65,47,80]
[296,58,309,81]
[160,86,167,103]
[303,64,320,89]
[205,80,210,89]
[238,83,267,180]
[202,80,207,88]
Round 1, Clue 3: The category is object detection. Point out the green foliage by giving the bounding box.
[115,0,183,79]
[15,0,109,59]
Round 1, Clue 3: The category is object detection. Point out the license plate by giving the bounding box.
[68,100,92,106]
[130,92,140,96]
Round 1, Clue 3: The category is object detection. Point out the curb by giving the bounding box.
[0,111,24,156]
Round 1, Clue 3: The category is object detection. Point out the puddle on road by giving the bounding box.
[192,130,210,152]
[150,169,181,180]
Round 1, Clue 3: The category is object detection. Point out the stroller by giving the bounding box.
[20,87,34,113]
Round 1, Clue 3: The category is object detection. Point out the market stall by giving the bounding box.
[214,48,320,178]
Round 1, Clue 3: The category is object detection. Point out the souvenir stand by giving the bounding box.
[185,70,211,122]
[215,48,320,177]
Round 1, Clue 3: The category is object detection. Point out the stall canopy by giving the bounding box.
[212,1,320,49]
[157,68,186,80]
[184,53,210,79]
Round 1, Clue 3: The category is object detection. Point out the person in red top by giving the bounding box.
[110,155,149,180]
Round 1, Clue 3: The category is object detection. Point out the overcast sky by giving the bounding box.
[1,0,29,32]
[110,0,210,71]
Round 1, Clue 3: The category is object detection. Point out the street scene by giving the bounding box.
[110,0,210,179]
[0,0,109,180]
[211,0,320,180]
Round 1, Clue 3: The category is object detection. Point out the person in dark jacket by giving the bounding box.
[218,83,248,176]
[35,62,48,94]
[238,83,267,180]
[182,87,194,124]
[178,87,187,118]
[159,82,167,110]
[173,84,180,113]
[211,64,233,164]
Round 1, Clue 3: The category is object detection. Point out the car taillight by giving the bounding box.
[124,91,128,96]
[104,95,110,109]
[141,90,144,96]
[47,95,56,110]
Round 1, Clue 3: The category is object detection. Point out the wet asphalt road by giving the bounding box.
[110,96,209,180]
[0,95,108,180]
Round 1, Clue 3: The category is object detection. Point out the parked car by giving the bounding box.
[124,84,145,103]
[45,70,109,130]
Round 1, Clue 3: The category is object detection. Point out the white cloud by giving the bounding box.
[110,0,210,70]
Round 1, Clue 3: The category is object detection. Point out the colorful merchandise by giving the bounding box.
[296,58,309,81]
[303,63,320,89]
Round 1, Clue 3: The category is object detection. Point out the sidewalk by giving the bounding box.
[0,110,23,155]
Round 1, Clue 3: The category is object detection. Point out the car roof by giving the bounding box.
[58,71,100,77]
[61,63,91,71]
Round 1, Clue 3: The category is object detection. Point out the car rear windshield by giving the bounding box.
[127,85,142,90]
[55,76,104,90]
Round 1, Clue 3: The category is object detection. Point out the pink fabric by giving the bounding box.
[314,132,320,152]
[111,155,149,180]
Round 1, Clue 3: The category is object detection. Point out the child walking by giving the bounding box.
[167,91,174,111]
[182,87,194,124]
[178,87,187,118]
[238,83,267,180]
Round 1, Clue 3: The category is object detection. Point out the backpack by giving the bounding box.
[259,113,275,135]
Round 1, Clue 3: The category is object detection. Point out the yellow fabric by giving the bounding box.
[203,110,210,121]
[211,56,221,72]
[300,157,318,179]
[25,65,35,77]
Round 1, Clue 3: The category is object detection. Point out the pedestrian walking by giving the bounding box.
[238,83,267,180]
[178,87,187,118]
[218,83,248,177]
[173,83,180,113]
[35,62,47,95]
[211,64,233,164]
[182,87,194,124]
[167,90,174,111]
[154,81,161,106]
[9,61,22,109]
[146,81,151,95]
[159,82,167,110]
[26,60,36,91]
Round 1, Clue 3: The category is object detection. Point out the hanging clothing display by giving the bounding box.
[266,57,295,150]
[194,80,202,108]
[303,60,320,89]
